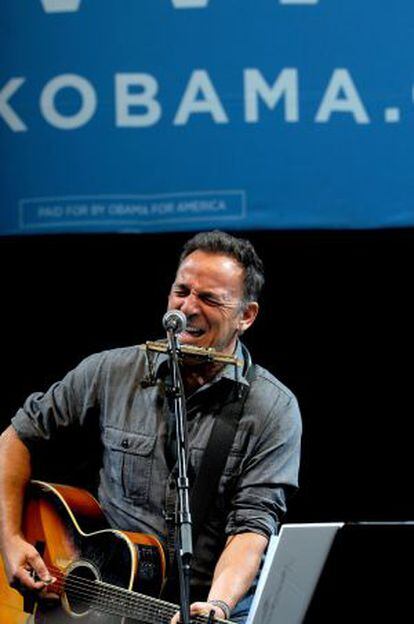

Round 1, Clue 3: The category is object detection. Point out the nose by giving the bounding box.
[178,292,200,317]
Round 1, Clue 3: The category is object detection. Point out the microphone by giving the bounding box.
[162,309,187,334]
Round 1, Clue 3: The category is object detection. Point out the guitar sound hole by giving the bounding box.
[64,562,99,616]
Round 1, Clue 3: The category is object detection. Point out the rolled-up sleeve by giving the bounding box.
[225,390,302,539]
[11,352,104,451]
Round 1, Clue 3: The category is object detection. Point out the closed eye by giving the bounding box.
[172,286,190,297]
[172,284,225,307]
[199,293,222,306]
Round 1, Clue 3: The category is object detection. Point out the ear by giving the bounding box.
[238,302,259,335]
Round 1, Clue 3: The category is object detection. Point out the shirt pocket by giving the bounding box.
[103,426,156,505]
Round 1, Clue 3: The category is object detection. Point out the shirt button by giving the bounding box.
[121,439,130,449]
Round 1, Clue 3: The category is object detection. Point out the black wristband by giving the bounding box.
[208,599,231,620]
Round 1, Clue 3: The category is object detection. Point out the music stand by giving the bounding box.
[247,522,414,624]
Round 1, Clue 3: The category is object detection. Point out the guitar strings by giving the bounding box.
[43,569,210,624]
[40,563,214,624]
[43,577,177,624]
[43,567,182,622]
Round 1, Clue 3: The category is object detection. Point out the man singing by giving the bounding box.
[0,230,301,623]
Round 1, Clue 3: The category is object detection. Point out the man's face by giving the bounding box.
[168,250,258,355]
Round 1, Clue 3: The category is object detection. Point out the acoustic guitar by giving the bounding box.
[0,481,231,623]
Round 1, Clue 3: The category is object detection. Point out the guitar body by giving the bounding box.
[0,481,166,624]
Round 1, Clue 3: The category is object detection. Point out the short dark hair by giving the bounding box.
[179,230,265,303]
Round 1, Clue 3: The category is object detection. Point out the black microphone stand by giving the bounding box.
[166,326,193,624]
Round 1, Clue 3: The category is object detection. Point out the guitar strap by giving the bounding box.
[163,356,255,584]
[190,363,255,544]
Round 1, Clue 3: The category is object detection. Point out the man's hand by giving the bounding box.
[171,601,226,623]
[0,425,51,594]
[3,534,54,593]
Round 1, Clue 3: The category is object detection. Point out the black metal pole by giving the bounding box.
[166,328,193,624]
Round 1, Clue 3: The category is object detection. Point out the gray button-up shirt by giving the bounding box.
[11,342,301,590]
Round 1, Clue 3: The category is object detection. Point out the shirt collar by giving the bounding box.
[210,340,249,387]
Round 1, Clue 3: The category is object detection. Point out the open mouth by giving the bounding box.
[180,326,205,339]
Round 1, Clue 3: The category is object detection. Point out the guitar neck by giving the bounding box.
[91,578,232,623]
[94,581,233,624]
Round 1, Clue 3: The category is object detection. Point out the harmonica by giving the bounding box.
[140,340,243,367]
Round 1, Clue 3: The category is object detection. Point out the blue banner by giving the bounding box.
[1,1,414,234]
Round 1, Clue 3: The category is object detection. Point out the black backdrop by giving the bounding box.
[1,229,413,524]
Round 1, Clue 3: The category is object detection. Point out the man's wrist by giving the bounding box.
[0,530,22,550]
[207,599,231,620]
